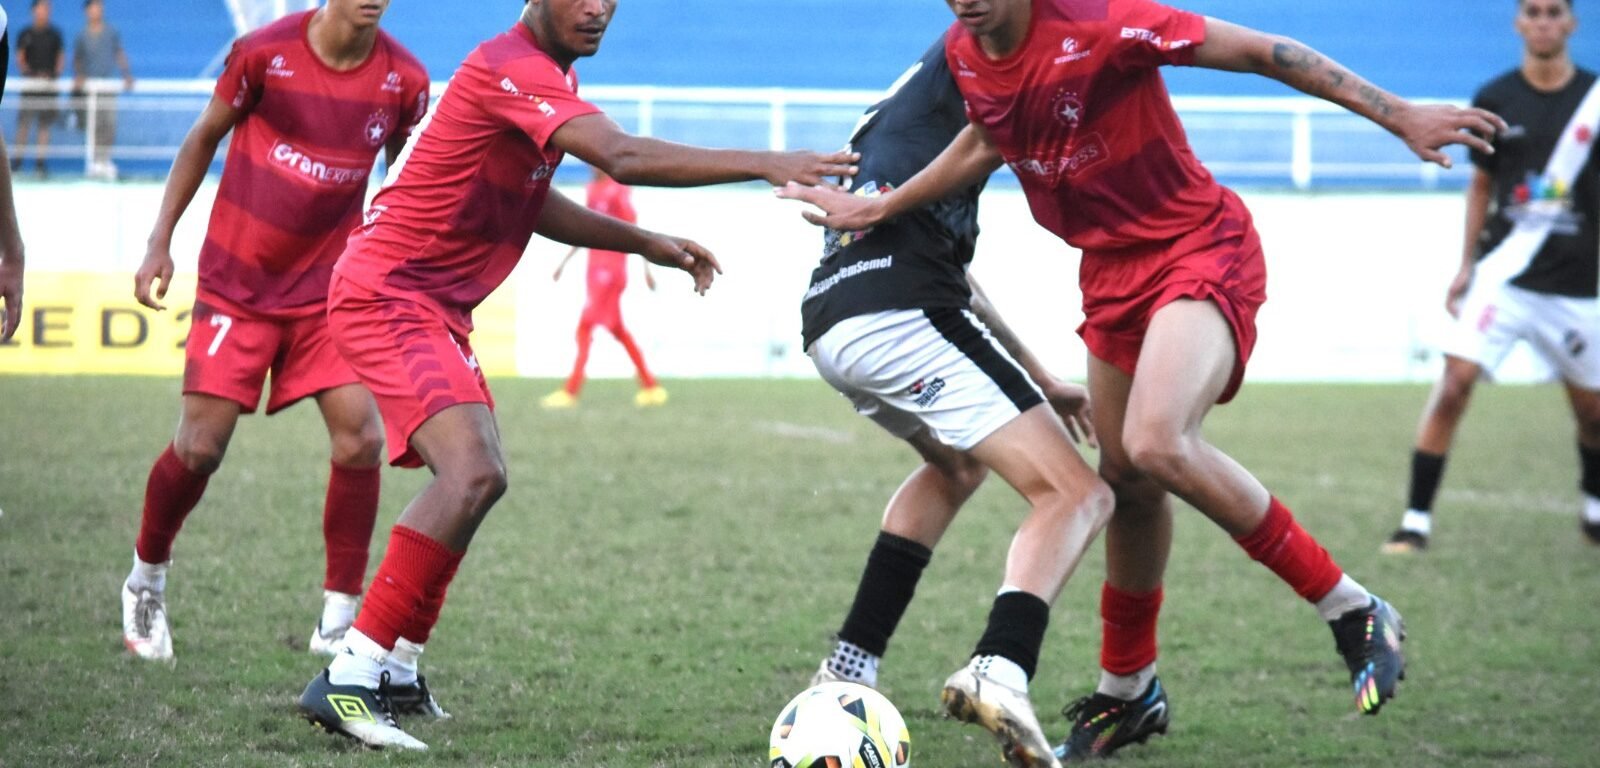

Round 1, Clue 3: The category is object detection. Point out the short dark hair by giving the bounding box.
[33,0,50,8]
[1520,0,1574,7]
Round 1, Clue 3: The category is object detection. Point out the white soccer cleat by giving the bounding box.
[121,582,174,662]
[809,659,848,687]
[941,658,1061,768]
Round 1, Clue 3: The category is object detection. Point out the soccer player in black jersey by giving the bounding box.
[1385,0,1600,552]
[0,7,25,343]
[799,36,1111,768]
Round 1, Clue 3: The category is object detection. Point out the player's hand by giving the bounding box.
[1393,103,1507,169]
[552,266,564,282]
[134,243,177,311]
[763,150,859,187]
[0,255,23,344]
[640,234,721,295]
[1040,377,1097,449]
[1444,265,1474,318]
[776,181,887,231]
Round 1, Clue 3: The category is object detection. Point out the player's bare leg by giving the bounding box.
[308,384,384,655]
[1385,355,1482,553]
[943,405,1113,768]
[122,394,241,662]
[1562,382,1600,544]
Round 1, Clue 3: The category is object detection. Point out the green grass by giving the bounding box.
[1,376,1597,767]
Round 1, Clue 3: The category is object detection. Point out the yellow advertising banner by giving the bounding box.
[0,272,518,377]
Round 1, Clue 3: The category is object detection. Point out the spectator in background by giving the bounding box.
[15,0,64,179]
[0,7,26,343]
[72,0,132,181]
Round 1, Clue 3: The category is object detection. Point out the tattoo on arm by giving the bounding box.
[1271,42,1322,71]
[1358,84,1393,117]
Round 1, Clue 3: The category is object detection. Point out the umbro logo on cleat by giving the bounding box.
[327,694,376,724]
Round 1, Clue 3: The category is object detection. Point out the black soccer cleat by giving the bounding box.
[298,669,428,750]
[1054,677,1170,761]
[1582,518,1600,546]
[382,673,452,720]
[1380,528,1429,554]
[1330,597,1406,715]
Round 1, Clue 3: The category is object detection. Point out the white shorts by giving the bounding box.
[1445,282,1600,389]
[807,308,1045,451]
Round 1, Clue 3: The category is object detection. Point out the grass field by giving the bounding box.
[1,375,1597,767]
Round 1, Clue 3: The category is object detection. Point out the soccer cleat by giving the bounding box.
[121,583,174,662]
[299,670,427,751]
[382,674,452,720]
[308,619,350,656]
[635,385,669,407]
[540,390,577,409]
[1329,597,1407,715]
[1381,528,1429,554]
[1582,519,1600,546]
[940,658,1061,768]
[808,659,850,688]
[1055,677,1170,761]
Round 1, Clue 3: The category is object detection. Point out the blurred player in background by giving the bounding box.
[14,0,65,179]
[0,7,26,343]
[73,0,133,180]
[120,0,428,671]
[802,36,1110,768]
[781,0,1504,758]
[1385,0,1600,553]
[542,166,667,409]
[294,0,856,751]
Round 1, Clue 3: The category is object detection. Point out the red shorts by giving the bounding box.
[581,271,625,329]
[327,274,494,468]
[183,300,358,415]
[1076,189,1267,404]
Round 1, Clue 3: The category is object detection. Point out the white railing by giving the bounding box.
[2,78,1469,189]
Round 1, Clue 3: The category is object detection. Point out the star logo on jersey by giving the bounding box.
[1051,89,1084,128]
[364,111,392,147]
[382,71,405,93]
[267,54,294,79]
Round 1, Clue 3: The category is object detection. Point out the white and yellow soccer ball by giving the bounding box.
[769,682,910,768]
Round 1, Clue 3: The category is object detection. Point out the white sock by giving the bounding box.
[383,637,423,686]
[320,591,359,633]
[826,640,880,688]
[127,552,169,593]
[973,654,1028,693]
[1314,574,1374,622]
[327,629,387,689]
[1400,509,1432,536]
[1584,495,1600,524]
[1097,662,1155,701]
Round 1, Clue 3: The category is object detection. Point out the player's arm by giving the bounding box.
[135,95,242,310]
[1191,18,1506,168]
[1445,169,1493,317]
[549,113,858,187]
[534,188,720,295]
[552,245,580,281]
[0,138,24,343]
[967,274,1095,446]
[776,122,1003,231]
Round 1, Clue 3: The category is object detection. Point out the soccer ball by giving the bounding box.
[768,681,910,768]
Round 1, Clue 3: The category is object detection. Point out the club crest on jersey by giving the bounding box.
[908,376,947,408]
[1051,89,1084,128]
[364,112,392,147]
[1054,36,1093,65]
[1578,124,1593,144]
[830,181,892,250]
[382,71,405,94]
[267,54,294,79]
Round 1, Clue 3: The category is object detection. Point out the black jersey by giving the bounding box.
[799,36,983,349]
[1471,68,1599,298]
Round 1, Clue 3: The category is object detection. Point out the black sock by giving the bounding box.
[972,591,1051,680]
[1579,444,1600,498]
[837,531,932,657]
[1407,450,1448,513]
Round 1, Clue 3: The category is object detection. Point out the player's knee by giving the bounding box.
[172,434,227,476]
[451,461,508,514]
[1123,428,1192,486]
[933,452,988,495]
[330,424,385,467]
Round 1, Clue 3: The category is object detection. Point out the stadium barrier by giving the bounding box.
[3,79,1471,190]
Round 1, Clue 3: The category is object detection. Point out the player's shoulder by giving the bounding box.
[1474,68,1531,104]
[375,29,429,81]
[470,26,574,89]
[237,10,310,53]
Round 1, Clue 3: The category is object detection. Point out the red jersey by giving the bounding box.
[945,0,1223,254]
[585,177,635,278]
[336,22,602,336]
[199,10,428,318]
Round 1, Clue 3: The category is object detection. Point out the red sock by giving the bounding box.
[1234,497,1344,602]
[1100,582,1163,675]
[402,549,464,644]
[352,526,459,650]
[134,445,211,564]
[322,462,381,595]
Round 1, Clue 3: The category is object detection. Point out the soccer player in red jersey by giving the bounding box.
[542,166,668,408]
[120,0,428,665]
[294,0,856,750]
[780,0,1507,757]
